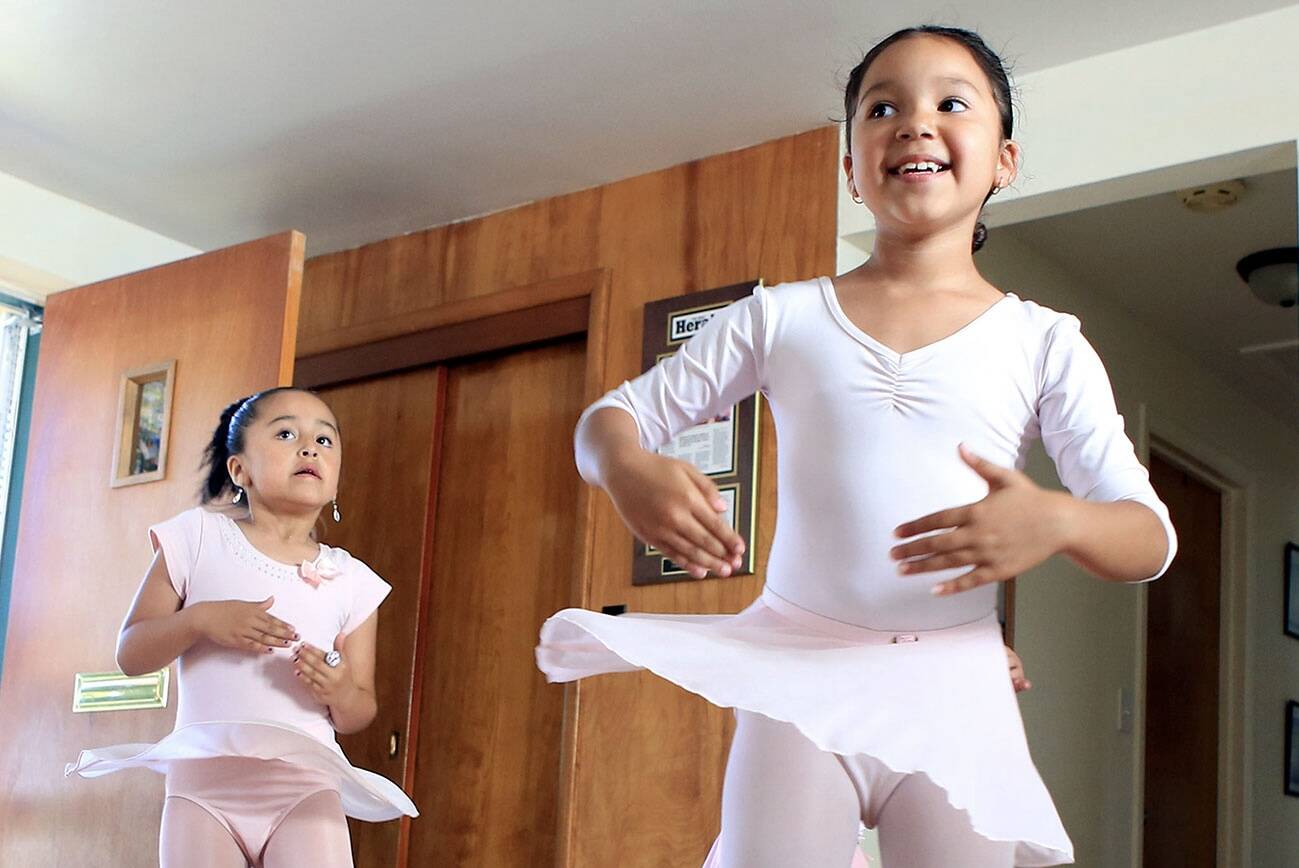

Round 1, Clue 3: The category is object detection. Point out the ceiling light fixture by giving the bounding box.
[1235,247,1298,308]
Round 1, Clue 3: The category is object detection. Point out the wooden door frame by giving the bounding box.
[294,269,607,389]
[1135,406,1252,868]
[293,268,610,868]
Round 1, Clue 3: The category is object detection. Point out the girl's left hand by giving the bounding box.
[891,444,1069,596]
[292,633,356,707]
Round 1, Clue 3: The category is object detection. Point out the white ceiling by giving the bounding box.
[4,1,1298,256]
[1004,168,1299,431]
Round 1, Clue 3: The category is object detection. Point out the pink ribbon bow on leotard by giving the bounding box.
[299,551,342,588]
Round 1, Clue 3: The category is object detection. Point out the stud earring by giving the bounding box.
[232,487,243,504]
[332,500,342,523]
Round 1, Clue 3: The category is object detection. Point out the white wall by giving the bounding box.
[977,231,1297,867]
[0,170,198,301]
[839,4,1299,255]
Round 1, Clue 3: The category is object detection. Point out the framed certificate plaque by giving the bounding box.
[632,280,762,585]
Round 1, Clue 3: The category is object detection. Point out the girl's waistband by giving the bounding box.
[758,586,1002,645]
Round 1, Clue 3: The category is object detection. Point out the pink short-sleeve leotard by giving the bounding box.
[66,507,417,821]
[537,276,1177,866]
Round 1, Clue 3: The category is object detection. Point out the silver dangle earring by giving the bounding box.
[232,486,243,504]
[332,500,342,523]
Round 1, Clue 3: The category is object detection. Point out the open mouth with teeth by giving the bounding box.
[294,468,322,480]
[889,160,951,176]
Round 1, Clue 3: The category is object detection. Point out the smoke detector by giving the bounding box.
[1177,179,1246,212]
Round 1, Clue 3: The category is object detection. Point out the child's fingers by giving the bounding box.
[296,661,327,690]
[899,549,978,575]
[685,466,745,556]
[684,465,726,509]
[294,642,325,665]
[240,631,277,655]
[683,505,735,562]
[293,648,335,688]
[895,505,971,539]
[889,529,967,561]
[264,613,298,635]
[930,566,999,596]
[258,615,298,645]
[693,500,745,561]
[672,521,736,577]
[657,531,713,579]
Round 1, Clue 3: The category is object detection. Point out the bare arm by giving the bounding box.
[116,550,297,676]
[116,551,202,676]
[1055,496,1169,583]
[576,407,745,579]
[574,406,643,489]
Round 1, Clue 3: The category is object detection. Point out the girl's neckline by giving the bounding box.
[818,275,1018,364]
[216,511,326,571]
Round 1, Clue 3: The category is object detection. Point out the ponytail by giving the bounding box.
[200,398,247,503]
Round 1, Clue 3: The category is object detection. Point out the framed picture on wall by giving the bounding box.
[1286,701,1299,797]
[110,360,176,488]
[1286,542,1299,640]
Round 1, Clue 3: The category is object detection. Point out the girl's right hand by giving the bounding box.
[604,450,746,580]
[193,597,298,654]
[1006,645,1032,693]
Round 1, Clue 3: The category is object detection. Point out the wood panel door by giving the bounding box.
[315,366,446,867]
[408,337,585,866]
[1144,452,1222,866]
[0,232,304,867]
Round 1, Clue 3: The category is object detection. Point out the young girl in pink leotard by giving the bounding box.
[68,387,416,868]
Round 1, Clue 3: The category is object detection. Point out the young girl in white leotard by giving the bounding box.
[538,25,1174,868]
[68,388,416,867]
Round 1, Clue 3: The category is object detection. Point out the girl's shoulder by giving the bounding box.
[759,276,825,308]
[150,505,216,539]
[316,542,387,587]
[998,293,1083,344]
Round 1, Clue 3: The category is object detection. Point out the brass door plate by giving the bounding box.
[73,669,169,713]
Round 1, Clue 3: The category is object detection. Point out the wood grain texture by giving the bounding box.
[296,296,590,390]
[299,269,606,357]
[408,339,585,867]
[298,126,839,866]
[0,232,303,867]
[316,367,443,867]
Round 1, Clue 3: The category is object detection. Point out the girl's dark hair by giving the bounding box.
[843,26,1015,253]
[200,386,311,503]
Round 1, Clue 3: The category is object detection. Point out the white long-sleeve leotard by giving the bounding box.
[581,276,1176,632]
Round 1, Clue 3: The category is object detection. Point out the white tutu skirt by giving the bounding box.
[537,588,1073,866]
[65,719,418,822]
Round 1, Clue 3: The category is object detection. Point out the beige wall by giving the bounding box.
[976,230,1299,868]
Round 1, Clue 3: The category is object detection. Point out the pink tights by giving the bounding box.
[159,758,354,868]
[705,711,1017,868]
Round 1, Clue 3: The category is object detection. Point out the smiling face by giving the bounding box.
[843,34,1019,244]
[226,389,342,514]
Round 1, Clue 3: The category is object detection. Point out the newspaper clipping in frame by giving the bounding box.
[632,280,762,586]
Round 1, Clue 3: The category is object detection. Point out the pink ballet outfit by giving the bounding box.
[537,276,1177,866]
[66,508,418,857]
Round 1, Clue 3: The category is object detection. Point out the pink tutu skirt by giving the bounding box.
[537,587,1073,866]
[65,719,417,822]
